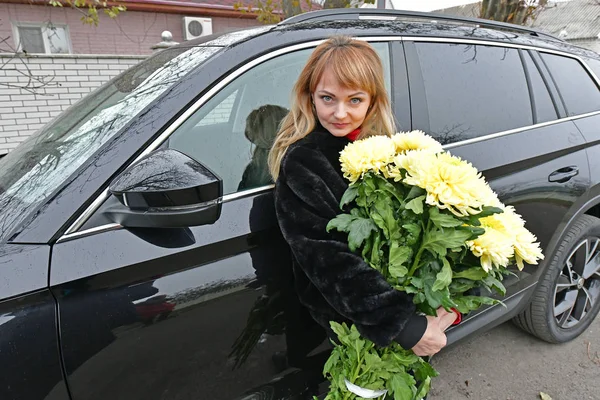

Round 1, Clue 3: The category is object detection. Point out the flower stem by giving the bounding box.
[409,219,431,276]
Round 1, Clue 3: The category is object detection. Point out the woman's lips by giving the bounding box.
[332,123,349,129]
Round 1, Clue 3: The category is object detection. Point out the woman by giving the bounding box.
[269,36,456,357]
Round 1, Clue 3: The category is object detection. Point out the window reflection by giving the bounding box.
[414,43,532,144]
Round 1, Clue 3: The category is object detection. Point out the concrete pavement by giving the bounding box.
[428,317,600,400]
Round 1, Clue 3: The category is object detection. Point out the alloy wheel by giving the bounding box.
[553,237,600,329]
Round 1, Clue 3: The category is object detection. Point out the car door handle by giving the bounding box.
[548,166,579,183]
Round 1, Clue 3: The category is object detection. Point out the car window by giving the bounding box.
[166,42,391,195]
[522,52,558,124]
[413,43,533,144]
[585,58,600,83]
[0,45,220,242]
[541,53,600,117]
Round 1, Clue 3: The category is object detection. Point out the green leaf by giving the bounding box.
[464,205,504,226]
[388,244,412,279]
[483,275,507,296]
[340,185,359,208]
[389,371,415,400]
[424,283,446,309]
[405,195,426,215]
[432,257,453,292]
[347,218,378,251]
[422,228,473,258]
[373,175,406,204]
[452,295,498,314]
[326,214,356,233]
[402,223,421,237]
[410,276,424,289]
[405,185,426,201]
[329,321,349,341]
[323,349,340,374]
[415,376,432,400]
[462,226,486,240]
[370,232,382,268]
[449,278,478,294]
[374,197,398,238]
[413,361,438,382]
[364,352,383,371]
[453,267,489,280]
[429,207,464,228]
[390,350,419,365]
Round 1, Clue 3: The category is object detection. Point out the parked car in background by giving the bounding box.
[2,9,600,400]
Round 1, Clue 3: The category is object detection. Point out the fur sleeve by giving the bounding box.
[275,145,425,348]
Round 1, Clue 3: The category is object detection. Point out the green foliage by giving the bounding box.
[324,171,514,399]
[49,0,126,26]
[323,322,438,400]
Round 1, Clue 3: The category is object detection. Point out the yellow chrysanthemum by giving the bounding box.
[495,206,545,270]
[391,130,443,154]
[467,223,514,272]
[467,206,544,271]
[394,151,499,216]
[340,135,396,183]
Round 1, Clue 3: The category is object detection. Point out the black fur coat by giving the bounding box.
[274,126,427,348]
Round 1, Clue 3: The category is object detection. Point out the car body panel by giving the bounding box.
[0,245,69,400]
[51,192,328,400]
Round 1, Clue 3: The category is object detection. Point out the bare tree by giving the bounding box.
[480,0,548,25]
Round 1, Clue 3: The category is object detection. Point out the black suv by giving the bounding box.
[2,9,600,400]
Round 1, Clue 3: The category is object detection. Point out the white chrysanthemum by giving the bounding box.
[339,135,395,183]
[394,150,499,216]
[467,206,544,271]
[391,130,443,154]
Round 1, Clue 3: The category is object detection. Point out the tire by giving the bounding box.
[513,214,600,343]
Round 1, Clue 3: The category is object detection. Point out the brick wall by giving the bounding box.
[0,53,145,154]
[0,3,259,55]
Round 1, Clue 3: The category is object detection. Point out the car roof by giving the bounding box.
[184,9,600,61]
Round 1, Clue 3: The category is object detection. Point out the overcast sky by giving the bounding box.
[367,0,571,11]
[391,0,477,11]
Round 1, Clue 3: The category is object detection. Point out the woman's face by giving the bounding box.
[312,67,372,137]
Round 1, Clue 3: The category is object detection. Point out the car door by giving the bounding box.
[0,245,71,400]
[403,39,591,340]
[50,40,393,400]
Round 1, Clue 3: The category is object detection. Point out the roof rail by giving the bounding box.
[279,9,561,41]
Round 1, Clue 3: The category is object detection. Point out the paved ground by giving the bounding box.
[428,317,600,400]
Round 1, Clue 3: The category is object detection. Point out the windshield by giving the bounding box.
[0,45,221,242]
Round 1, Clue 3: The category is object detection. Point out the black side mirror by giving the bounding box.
[104,149,222,228]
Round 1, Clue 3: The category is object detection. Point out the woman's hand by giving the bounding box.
[411,307,456,357]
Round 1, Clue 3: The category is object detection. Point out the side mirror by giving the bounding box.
[104,149,222,228]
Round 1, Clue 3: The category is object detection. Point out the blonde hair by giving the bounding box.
[268,36,396,180]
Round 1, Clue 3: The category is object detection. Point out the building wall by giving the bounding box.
[0,53,145,154]
[571,38,600,54]
[0,3,259,55]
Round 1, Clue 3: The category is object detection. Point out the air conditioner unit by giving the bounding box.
[183,17,213,40]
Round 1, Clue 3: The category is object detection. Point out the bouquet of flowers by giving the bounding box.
[321,131,544,400]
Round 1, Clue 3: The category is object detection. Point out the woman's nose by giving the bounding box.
[334,103,348,119]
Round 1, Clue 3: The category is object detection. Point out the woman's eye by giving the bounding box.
[350,98,362,104]
[321,96,332,102]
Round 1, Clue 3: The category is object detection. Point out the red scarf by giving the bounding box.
[346,128,361,141]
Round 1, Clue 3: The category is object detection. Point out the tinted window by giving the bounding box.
[541,53,600,116]
[583,57,600,86]
[522,52,558,124]
[167,43,391,195]
[414,43,532,144]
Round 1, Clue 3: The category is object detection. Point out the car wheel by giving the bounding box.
[514,214,600,343]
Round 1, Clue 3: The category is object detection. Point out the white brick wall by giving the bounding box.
[0,54,146,155]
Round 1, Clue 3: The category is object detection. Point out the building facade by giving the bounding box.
[0,0,267,154]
